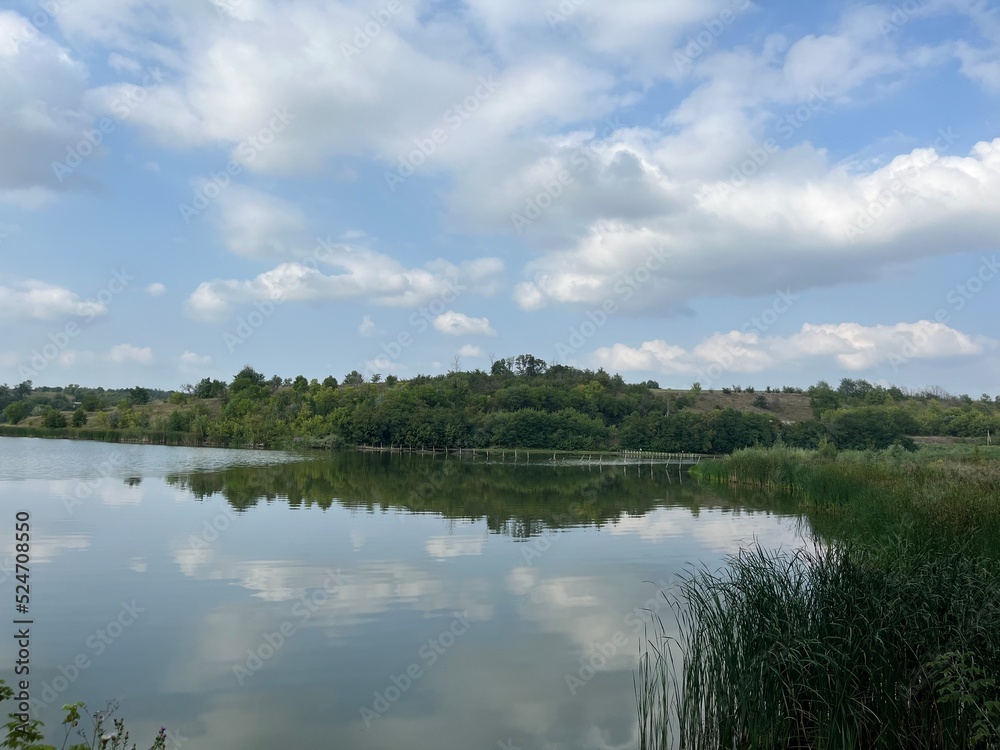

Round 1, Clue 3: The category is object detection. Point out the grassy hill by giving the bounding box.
[654,389,815,423]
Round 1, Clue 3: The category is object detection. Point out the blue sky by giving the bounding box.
[0,0,998,393]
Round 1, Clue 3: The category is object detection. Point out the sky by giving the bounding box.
[0,0,998,393]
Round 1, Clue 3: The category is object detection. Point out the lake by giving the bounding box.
[0,436,807,749]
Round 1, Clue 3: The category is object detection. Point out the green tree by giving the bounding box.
[127,386,150,405]
[43,408,67,428]
[231,366,267,395]
[72,408,87,427]
[513,354,547,377]
[194,377,227,398]
[808,381,841,417]
[491,358,514,378]
[343,370,365,385]
[2,402,27,425]
[80,392,103,411]
[823,406,916,451]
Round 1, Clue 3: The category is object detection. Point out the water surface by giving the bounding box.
[0,437,807,749]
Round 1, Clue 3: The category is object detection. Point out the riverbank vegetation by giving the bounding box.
[1,362,997,453]
[637,446,1000,749]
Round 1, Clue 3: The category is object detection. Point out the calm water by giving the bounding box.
[0,437,807,749]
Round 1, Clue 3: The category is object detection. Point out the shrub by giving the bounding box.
[43,408,67,428]
[2,402,27,425]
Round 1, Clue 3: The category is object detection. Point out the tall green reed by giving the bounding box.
[638,542,1000,749]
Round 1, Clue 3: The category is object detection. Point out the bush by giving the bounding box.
[2,402,27,425]
[43,408,67,428]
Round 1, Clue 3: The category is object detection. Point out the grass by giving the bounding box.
[654,389,815,423]
[691,444,1000,556]
[0,424,202,446]
[637,445,1000,749]
[637,541,1000,749]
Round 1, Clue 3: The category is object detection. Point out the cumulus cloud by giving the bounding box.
[109,344,153,364]
[179,351,211,366]
[186,250,503,321]
[0,12,91,204]
[512,139,1000,312]
[0,281,106,321]
[433,311,497,337]
[48,0,638,180]
[594,321,997,376]
[146,282,166,296]
[458,344,483,358]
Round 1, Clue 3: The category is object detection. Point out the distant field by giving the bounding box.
[18,397,219,429]
[653,389,815,423]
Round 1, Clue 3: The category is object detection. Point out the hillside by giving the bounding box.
[654,389,815,423]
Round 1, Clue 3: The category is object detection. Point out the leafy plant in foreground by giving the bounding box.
[0,682,165,750]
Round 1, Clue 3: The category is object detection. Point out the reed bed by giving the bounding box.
[637,542,1000,749]
[692,446,1000,555]
[638,446,1000,748]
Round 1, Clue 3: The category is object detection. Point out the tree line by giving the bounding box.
[1,360,998,453]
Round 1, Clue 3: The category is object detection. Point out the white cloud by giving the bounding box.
[364,355,399,373]
[458,344,483,358]
[433,311,497,337]
[57,350,97,367]
[146,282,167,296]
[210,185,310,259]
[0,12,91,202]
[512,139,1000,312]
[594,321,997,375]
[957,41,1000,91]
[46,0,644,184]
[951,0,1000,92]
[179,351,211,367]
[186,252,503,321]
[109,343,153,364]
[107,52,142,74]
[358,314,378,336]
[0,280,106,321]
